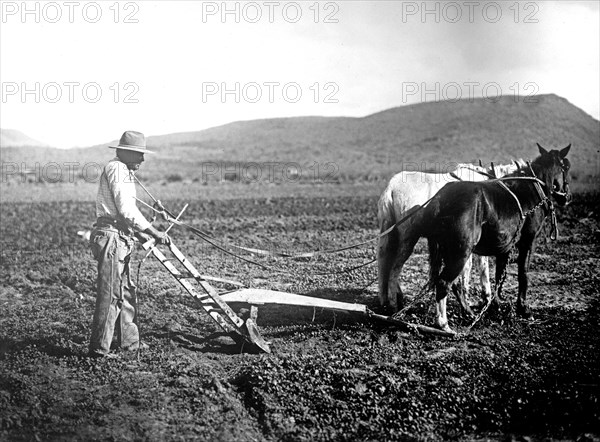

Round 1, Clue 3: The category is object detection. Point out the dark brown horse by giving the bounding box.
[377,161,524,313]
[394,144,572,333]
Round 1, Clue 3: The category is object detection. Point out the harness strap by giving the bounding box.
[496,181,525,219]
[495,167,560,241]
[526,162,548,204]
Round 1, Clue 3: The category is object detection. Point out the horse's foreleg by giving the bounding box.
[516,245,534,319]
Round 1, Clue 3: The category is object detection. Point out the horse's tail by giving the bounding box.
[378,185,397,232]
[377,185,399,306]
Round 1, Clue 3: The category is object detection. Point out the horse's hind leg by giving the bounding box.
[454,255,475,318]
[478,255,492,303]
[494,253,510,302]
[377,227,399,309]
[451,277,475,319]
[388,224,421,311]
[467,255,492,309]
[459,254,473,299]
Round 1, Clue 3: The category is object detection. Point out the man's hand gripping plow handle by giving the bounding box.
[141,204,188,250]
[132,174,176,245]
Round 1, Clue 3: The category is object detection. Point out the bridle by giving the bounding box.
[496,159,570,240]
[551,157,571,201]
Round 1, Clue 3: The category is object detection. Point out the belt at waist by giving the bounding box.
[95,217,132,233]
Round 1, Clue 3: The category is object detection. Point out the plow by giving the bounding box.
[138,194,455,354]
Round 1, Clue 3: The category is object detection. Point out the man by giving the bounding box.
[88,130,170,358]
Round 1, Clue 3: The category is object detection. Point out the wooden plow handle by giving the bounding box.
[142,239,271,353]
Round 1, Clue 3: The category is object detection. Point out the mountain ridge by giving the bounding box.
[2,94,598,183]
[0,129,48,148]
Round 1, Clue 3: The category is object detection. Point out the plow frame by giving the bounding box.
[143,239,454,354]
[139,199,455,354]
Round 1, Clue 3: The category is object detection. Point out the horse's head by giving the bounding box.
[532,143,572,206]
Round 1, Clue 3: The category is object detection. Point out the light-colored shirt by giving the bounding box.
[96,157,152,231]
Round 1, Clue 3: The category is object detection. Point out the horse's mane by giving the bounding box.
[418,163,486,174]
[457,163,488,174]
[501,157,552,180]
[407,160,527,177]
[487,159,527,177]
[457,162,485,171]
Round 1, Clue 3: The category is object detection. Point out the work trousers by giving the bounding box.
[88,227,139,356]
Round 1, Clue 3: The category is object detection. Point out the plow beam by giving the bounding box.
[220,289,369,314]
[220,289,455,338]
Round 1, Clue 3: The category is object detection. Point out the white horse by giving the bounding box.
[377,161,524,315]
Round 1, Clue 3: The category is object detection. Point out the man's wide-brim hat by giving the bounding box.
[109,131,154,154]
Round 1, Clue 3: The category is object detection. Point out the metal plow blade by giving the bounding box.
[242,318,271,353]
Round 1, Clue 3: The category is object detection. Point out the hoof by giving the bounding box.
[516,304,534,319]
[381,305,397,317]
[435,321,457,335]
[441,324,457,335]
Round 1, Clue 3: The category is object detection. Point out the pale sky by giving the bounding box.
[1,0,598,148]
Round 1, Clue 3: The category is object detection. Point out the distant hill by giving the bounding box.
[0,129,48,148]
[2,94,599,184]
[146,93,599,181]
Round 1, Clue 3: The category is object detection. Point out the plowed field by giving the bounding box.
[1,190,599,441]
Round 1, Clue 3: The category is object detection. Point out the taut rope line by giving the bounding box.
[131,174,435,276]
